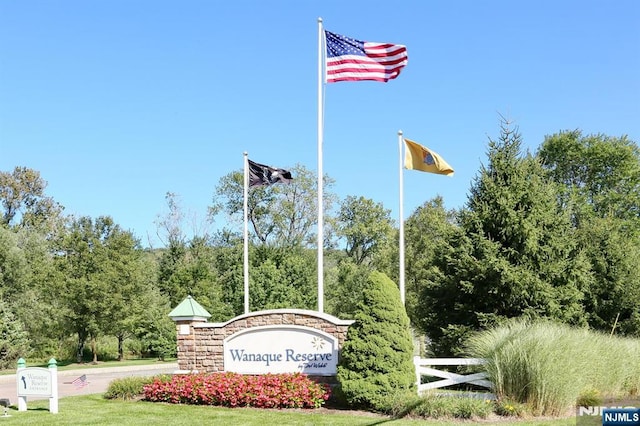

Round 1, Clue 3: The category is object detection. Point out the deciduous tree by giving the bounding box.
[56,216,153,362]
[213,164,336,248]
[0,166,63,235]
[538,131,640,335]
[335,195,394,266]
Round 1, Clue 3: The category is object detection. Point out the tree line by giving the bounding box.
[1,119,639,367]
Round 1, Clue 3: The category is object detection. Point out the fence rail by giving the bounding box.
[413,356,495,399]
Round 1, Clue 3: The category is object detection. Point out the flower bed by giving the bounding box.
[143,372,330,409]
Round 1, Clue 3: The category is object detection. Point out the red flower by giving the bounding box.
[142,372,330,409]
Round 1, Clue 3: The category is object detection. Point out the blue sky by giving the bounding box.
[1,1,638,247]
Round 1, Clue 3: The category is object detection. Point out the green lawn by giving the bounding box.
[1,395,577,426]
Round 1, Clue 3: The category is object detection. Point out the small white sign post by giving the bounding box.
[16,358,58,414]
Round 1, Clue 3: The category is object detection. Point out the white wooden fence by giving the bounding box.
[413,356,495,399]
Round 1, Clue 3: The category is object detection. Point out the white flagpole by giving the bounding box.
[398,130,406,305]
[317,17,324,313]
[243,152,250,314]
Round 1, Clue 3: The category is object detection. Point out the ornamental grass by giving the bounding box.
[465,319,640,416]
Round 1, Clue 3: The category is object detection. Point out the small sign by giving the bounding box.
[224,325,338,375]
[17,367,53,397]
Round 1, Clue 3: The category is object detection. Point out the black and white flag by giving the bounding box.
[248,159,293,187]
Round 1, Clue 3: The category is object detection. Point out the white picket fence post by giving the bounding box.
[413,356,495,399]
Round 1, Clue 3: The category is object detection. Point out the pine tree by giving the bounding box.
[416,118,588,355]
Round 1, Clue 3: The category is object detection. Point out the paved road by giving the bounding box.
[0,362,178,405]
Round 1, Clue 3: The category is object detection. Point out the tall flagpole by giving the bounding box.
[317,17,324,313]
[398,130,406,305]
[243,152,250,314]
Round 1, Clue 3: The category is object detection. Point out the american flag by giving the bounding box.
[71,374,88,389]
[324,30,408,83]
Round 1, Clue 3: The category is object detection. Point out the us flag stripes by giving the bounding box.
[324,30,408,83]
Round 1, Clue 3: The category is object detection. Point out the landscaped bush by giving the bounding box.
[576,387,603,408]
[465,318,640,416]
[383,392,494,420]
[142,372,330,409]
[494,398,526,417]
[336,271,416,411]
[104,375,171,400]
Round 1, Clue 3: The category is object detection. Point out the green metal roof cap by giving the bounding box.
[168,295,211,319]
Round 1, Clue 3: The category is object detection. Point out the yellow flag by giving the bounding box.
[404,138,454,176]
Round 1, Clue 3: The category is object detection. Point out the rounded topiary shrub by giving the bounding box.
[336,271,416,411]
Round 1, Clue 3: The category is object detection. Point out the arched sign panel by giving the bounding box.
[223,325,338,376]
[17,367,52,396]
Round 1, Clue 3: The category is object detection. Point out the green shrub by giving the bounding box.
[577,387,602,408]
[409,395,493,420]
[454,397,493,419]
[336,271,416,411]
[104,375,163,400]
[374,389,422,417]
[412,396,450,418]
[494,398,526,417]
[93,336,120,361]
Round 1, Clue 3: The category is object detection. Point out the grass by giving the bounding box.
[1,394,577,426]
[465,319,640,416]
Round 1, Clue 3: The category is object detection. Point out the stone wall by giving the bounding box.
[174,309,353,375]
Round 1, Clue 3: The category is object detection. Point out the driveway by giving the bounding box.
[0,362,178,405]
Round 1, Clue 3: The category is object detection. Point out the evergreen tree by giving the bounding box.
[416,119,588,355]
[336,271,415,410]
